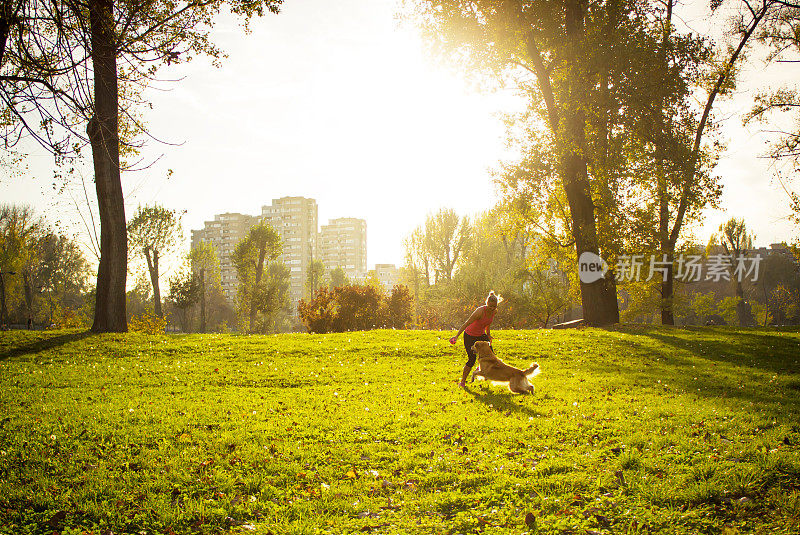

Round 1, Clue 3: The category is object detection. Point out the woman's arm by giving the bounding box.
[453,307,484,341]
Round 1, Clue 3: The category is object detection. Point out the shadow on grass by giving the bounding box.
[463,383,546,418]
[0,331,95,361]
[636,328,800,373]
[584,325,800,409]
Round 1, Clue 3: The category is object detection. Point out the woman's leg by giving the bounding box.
[460,334,478,386]
[460,334,490,386]
[459,364,472,387]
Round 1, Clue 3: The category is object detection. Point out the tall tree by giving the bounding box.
[189,241,221,333]
[253,262,292,333]
[127,205,183,318]
[710,217,757,326]
[329,266,349,289]
[232,222,283,332]
[1,0,284,332]
[455,210,524,298]
[0,206,91,326]
[424,208,470,283]
[167,264,200,333]
[404,226,431,288]
[0,205,39,327]
[305,259,325,298]
[35,232,92,325]
[644,0,716,325]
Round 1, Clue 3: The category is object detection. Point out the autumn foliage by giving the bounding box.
[298,284,413,333]
[128,310,167,334]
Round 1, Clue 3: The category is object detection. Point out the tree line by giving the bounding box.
[397,207,800,329]
[0,202,414,334]
[127,214,409,334]
[3,199,797,332]
[400,206,574,330]
[0,205,93,328]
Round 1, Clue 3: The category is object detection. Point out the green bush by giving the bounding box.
[128,310,167,334]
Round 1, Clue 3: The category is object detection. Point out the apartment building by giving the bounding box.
[190,212,258,301]
[374,264,399,291]
[192,200,370,319]
[320,217,367,281]
[261,197,319,306]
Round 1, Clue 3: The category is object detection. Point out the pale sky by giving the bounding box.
[1,0,798,274]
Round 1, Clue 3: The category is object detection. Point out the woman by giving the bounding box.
[450,291,502,387]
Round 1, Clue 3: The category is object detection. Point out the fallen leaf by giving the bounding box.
[524,511,536,528]
[721,524,740,535]
[357,511,380,519]
[47,510,66,528]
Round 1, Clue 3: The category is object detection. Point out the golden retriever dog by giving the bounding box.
[470,340,540,394]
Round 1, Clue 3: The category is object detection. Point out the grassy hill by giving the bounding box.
[0,326,799,534]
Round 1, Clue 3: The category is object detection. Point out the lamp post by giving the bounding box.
[0,270,17,330]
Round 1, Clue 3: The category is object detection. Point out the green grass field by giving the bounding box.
[1,327,799,534]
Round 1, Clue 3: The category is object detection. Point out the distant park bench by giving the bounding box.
[552,319,585,329]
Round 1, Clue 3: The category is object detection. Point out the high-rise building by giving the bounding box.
[191,213,258,301]
[192,200,370,322]
[261,197,319,307]
[320,217,367,281]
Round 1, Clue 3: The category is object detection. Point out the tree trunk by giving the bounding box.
[88,0,127,333]
[413,266,419,327]
[660,263,675,325]
[0,274,7,328]
[0,0,21,68]
[0,4,10,67]
[563,0,619,327]
[249,248,266,331]
[22,270,34,321]
[145,248,162,317]
[733,279,756,326]
[659,202,675,326]
[564,159,619,326]
[655,1,675,326]
[46,291,55,327]
[200,268,206,333]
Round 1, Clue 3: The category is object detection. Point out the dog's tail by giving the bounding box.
[524,363,540,377]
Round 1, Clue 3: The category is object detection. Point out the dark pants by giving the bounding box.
[463,333,490,368]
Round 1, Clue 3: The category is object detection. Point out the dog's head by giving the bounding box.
[471,340,493,358]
